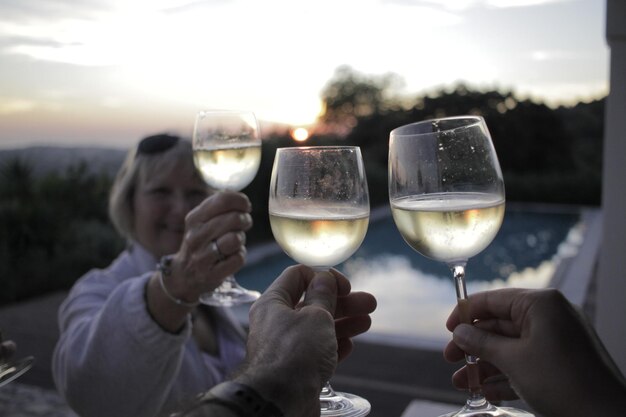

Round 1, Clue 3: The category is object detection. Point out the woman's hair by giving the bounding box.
[108,134,203,241]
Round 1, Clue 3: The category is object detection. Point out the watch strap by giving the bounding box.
[193,381,284,417]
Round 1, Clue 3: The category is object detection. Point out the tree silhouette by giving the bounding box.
[0,158,124,305]
[315,67,603,206]
[319,65,405,135]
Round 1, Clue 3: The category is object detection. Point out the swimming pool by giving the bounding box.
[236,204,584,347]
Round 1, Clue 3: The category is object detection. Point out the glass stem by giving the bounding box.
[320,381,336,397]
[312,268,345,412]
[319,381,347,412]
[450,263,489,410]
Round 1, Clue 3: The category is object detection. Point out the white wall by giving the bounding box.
[596,0,626,375]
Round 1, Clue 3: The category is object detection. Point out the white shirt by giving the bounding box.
[52,243,246,417]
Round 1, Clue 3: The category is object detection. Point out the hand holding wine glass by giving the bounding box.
[269,146,371,417]
[389,116,533,417]
[445,288,626,417]
[0,330,34,387]
[192,110,262,306]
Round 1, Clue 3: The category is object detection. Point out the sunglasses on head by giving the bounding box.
[136,134,180,155]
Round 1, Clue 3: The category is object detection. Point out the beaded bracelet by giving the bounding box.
[157,255,199,308]
[191,381,284,417]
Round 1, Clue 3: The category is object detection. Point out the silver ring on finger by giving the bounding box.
[210,239,225,261]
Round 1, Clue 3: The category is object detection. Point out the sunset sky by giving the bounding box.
[0,0,608,149]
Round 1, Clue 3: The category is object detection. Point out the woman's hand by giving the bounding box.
[145,191,252,331]
[168,191,253,300]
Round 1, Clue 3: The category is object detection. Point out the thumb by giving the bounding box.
[453,323,508,365]
[302,271,338,315]
[0,341,16,359]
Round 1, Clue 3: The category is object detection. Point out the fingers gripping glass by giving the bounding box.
[269,146,371,417]
[0,330,34,387]
[192,110,262,307]
[389,116,533,417]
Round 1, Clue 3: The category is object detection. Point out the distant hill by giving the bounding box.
[0,146,127,178]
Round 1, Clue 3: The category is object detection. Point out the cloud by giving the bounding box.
[0,0,112,21]
[0,0,463,67]
[159,0,235,14]
[387,0,573,11]
[0,99,37,115]
[530,49,582,61]
[0,0,118,66]
[485,0,571,7]
[0,0,607,142]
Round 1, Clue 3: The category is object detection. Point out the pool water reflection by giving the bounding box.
[236,204,583,347]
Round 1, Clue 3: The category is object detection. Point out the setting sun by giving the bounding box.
[291,127,309,142]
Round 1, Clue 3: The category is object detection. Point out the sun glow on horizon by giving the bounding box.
[291,127,310,142]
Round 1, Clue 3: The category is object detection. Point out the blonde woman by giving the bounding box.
[53,134,252,417]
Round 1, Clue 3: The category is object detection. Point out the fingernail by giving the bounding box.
[453,324,472,345]
[311,273,335,295]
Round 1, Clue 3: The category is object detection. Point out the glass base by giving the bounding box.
[440,403,534,417]
[320,382,370,417]
[320,391,371,417]
[0,356,34,387]
[199,276,260,307]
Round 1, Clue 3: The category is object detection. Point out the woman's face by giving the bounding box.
[133,159,208,259]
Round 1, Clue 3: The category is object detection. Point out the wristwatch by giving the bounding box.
[182,381,284,417]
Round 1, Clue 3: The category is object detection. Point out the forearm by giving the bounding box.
[576,360,626,417]
[146,271,195,333]
[231,359,320,417]
[563,310,626,416]
[53,276,190,417]
[523,331,626,417]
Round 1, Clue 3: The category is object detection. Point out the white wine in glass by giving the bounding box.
[389,116,533,417]
[192,110,262,306]
[269,146,371,417]
[269,209,370,270]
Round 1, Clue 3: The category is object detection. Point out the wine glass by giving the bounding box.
[0,330,34,387]
[192,110,262,306]
[269,146,371,417]
[388,116,533,417]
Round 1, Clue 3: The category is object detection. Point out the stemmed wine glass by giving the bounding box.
[388,116,533,417]
[269,146,371,417]
[0,330,34,387]
[192,110,262,306]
